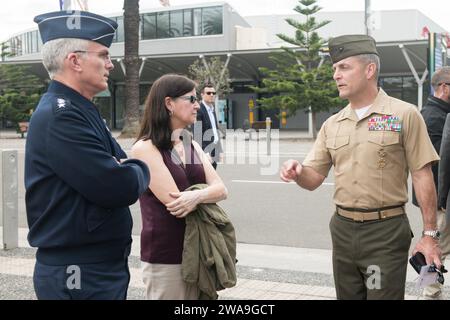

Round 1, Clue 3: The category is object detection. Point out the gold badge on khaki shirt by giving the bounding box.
[377,156,386,169]
[368,115,402,169]
[377,148,387,169]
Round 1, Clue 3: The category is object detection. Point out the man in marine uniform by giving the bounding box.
[25,11,150,299]
[280,34,442,299]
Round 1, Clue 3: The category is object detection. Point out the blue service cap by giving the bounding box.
[34,11,118,48]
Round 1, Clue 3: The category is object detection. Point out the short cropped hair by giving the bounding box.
[356,53,381,81]
[201,83,215,94]
[41,38,90,79]
[431,66,450,91]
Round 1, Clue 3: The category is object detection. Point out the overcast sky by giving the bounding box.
[1,0,449,42]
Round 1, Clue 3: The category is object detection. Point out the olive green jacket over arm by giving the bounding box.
[181,184,237,300]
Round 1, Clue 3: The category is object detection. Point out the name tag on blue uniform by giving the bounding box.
[368,116,402,132]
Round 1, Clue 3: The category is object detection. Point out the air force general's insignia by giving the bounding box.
[53,97,71,113]
[56,98,66,109]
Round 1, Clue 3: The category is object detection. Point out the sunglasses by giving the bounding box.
[205,92,216,96]
[178,95,198,104]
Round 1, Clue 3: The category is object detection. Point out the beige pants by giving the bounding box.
[141,262,199,300]
[422,210,450,299]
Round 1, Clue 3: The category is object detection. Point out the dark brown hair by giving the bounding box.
[136,74,197,150]
[201,83,215,94]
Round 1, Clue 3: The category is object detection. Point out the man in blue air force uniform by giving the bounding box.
[25,11,150,300]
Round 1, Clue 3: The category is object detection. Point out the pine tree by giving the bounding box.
[0,64,45,133]
[252,0,343,137]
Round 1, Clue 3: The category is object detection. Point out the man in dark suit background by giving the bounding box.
[193,83,223,169]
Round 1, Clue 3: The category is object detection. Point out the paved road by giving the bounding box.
[1,131,424,250]
[0,130,442,300]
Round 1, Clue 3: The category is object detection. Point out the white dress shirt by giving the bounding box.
[204,102,219,144]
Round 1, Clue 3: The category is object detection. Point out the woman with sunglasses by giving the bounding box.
[131,74,228,300]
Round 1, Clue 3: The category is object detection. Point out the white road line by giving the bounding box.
[232,180,335,186]
[223,152,309,156]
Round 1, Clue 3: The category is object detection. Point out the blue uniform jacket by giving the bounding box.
[25,80,150,265]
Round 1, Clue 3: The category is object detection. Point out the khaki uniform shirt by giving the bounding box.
[303,89,439,209]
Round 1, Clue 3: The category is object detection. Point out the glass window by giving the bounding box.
[381,77,402,100]
[37,31,42,52]
[139,84,151,105]
[156,11,170,38]
[22,33,28,55]
[32,31,38,53]
[202,6,223,35]
[402,76,415,90]
[8,38,15,56]
[114,85,125,129]
[169,10,183,38]
[10,37,19,56]
[381,77,402,90]
[423,79,431,105]
[116,16,124,42]
[94,97,113,128]
[401,77,417,105]
[29,32,34,53]
[183,9,192,36]
[29,32,33,53]
[17,36,23,56]
[193,8,202,36]
[25,33,29,54]
[142,13,156,39]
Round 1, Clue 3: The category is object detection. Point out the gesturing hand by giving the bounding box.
[166,190,202,218]
[280,159,302,183]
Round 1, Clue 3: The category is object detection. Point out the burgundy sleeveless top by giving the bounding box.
[139,143,206,264]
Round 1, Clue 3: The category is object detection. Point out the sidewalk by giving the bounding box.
[1,227,448,300]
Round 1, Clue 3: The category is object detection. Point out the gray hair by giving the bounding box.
[41,38,90,79]
[356,53,381,81]
[431,66,450,91]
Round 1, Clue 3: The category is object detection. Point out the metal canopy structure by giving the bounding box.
[4,41,429,86]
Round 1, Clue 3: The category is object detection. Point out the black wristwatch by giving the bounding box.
[422,230,441,240]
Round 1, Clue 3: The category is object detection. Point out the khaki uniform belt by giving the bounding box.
[336,206,405,222]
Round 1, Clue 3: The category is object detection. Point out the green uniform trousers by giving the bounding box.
[329,212,413,300]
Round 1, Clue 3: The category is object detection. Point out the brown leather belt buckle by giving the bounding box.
[354,212,365,222]
[336,206,404,222]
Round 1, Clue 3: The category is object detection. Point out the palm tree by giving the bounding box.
[120,0,141,138]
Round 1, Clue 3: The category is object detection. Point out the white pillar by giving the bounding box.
[1,150,18,250]
[117,58,126,76]
[418,84,424,110]
[139,57,147,78]
[399,44,428,111]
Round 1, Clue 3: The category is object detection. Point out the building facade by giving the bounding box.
[2,2,449,130]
